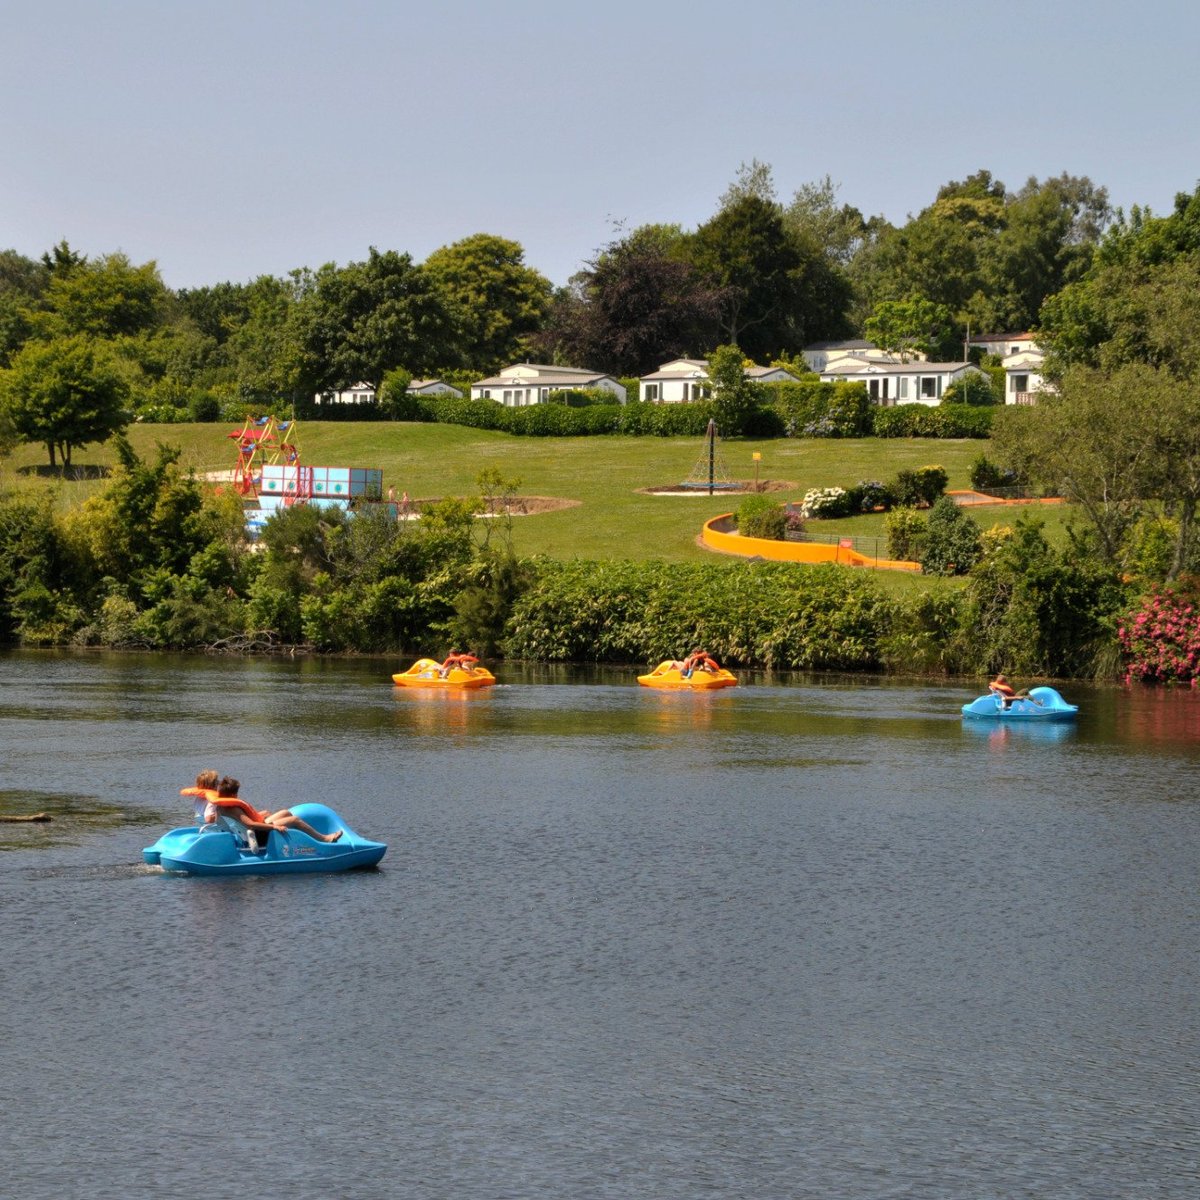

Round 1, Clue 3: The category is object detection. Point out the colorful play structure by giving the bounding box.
[227,416,300,497]
[227,416,389,538]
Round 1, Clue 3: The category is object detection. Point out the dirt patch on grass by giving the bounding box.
[475,495,581,516]
[411,495,580,517]
[638,479,798,497]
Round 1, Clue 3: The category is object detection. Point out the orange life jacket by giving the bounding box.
[990,680,1016,698]
[210,797,269,825]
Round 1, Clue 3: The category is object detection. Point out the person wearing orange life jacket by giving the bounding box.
[681,649,721,678]
[439,650,479,679]
[206,777,342,844]
[181,769,220,822]
[988,673,1037,709]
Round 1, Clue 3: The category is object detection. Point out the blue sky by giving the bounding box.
[4,0,1198,290]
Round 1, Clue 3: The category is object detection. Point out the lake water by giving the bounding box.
[2,651,1198,1199]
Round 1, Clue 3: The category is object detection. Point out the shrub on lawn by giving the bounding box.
[920,496,982,576]
[736,495,787,540]
[969,452,1021,492]
[892,465,948,507]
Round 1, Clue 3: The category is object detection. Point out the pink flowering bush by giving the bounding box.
[1118,580,1200,684]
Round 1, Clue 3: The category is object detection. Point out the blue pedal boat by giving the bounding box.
[961,685,1078,722]
[143,803,386,876]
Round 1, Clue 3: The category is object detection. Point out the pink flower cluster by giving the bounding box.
[1118,582,1200,684]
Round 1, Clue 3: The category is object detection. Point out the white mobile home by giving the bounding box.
[471,363,626,407]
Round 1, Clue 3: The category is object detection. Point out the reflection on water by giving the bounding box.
[1,651,1199,1200]
[960,717,1078,750]
[389,683,496,737]
[1113,683,1200,746]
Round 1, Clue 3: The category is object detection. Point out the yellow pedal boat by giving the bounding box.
[637,660,737,690]
[392,658,497,689]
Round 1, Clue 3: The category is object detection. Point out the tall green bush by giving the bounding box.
[736,495,786,540]
[969,452,1020,492]
[761,379,871,437]
[956,516,1125,676]
[941,373,1000,406]
[920,497,982,576]
[892,465,948,507]
[884,507,927,561]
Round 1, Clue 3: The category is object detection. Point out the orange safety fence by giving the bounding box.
[701,514,922,572]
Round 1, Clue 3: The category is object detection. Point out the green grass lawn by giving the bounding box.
[0,421,1075,582]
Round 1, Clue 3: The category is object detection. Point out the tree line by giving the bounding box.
[0,163,1114,451]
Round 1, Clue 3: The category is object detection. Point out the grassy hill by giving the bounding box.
[1,421,1070,578]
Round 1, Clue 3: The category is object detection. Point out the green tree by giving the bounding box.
[36,252,168,340]
[293,248,462,395]
[784,175,875,268]
[993,363,1200,578]
[864,296,955,361]
[1040,248,1200,380]
[975,173,1109,332]
[957,516,1123,677]
[0,250,48,366]
[855,173,1005,326]
[920,496,981,576]
[689,194,851,359]
[536,225,724,376]
[228,274,305,407]
[0,334,130,467]
[424,233,553,373]
[707,344,759,433]
[66,437,220,582]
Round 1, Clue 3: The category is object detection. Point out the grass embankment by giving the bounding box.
[0,421,1074,592]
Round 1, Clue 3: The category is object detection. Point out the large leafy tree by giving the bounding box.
[536,225,724,376]
[854,171,1006,328]
[68,437,215,581]
[689,194,851,359]
[36,252,168,340]
[864,295,956,361]
[1039,185,1200,377]
[225,274,306,406]
[994,363,1200,578]
[0,250,49,367]
[0,334,130,467]
[293,248,462,394]
[424,234,552,373]
[855,170,1108,337]
[784,175,877,269]
[977,174,1110,332]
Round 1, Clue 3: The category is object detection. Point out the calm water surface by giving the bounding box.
[1,651,1198,1199]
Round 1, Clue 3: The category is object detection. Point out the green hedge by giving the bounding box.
[375,390,992,440]
[871,403,993,438]
[761,380,872,437]
[386,393,721,437]
[503,558,897,671]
